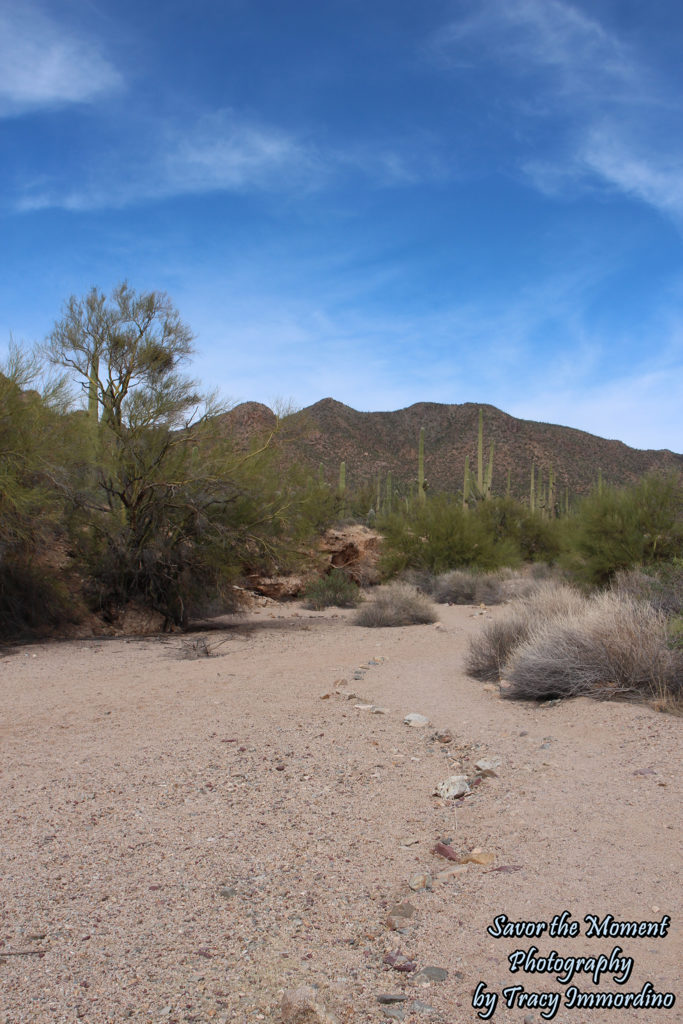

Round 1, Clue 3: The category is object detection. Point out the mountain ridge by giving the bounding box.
[222,397,681,502]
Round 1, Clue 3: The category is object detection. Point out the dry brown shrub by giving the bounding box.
[465,581,584,681]
[354,583,438,627]
[505,592,682,703]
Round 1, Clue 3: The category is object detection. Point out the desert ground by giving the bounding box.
[1,600,680,1024]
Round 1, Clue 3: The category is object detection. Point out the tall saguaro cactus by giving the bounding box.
[477,408,484,494]
[485,440,494,499]
[338,461,346,517]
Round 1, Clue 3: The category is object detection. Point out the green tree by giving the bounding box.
[566,473,683,584]
[0,344,79,636]
[46,284,307,625]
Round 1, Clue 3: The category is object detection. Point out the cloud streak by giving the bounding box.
[433,0,683,223]
[0,2,123,115]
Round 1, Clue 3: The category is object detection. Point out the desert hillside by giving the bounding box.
[226,399,682,501]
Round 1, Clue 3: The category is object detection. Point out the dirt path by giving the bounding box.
[1,603,680,1024]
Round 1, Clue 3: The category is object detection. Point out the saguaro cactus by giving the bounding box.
[418,427,426,504]
[338,461,346,517]
[477,408,484,494]
[485,440,494,499]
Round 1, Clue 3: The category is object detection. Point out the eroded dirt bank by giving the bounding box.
[1,603,680,1024]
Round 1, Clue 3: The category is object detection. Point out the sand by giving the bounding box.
[1,601,680,1024]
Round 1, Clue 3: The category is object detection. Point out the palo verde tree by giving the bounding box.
[46,283,299,625]
[0,344,79,636]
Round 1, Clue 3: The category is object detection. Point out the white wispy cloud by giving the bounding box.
[14,109,321,211]
[507,366,683,452]
[433,0,683,223]
[12,108,442,212]
[0,2,123,115]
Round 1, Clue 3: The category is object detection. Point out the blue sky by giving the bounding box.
[1,0,682,451]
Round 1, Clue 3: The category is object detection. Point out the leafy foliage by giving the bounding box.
[564,473,683,584]
[302,570,363,610]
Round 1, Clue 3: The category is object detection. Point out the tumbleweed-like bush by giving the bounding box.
[504,592,682,703]
[465,581,584,681]
[354,583,438,627]
[302,570,363,610]
[433,569,507,606]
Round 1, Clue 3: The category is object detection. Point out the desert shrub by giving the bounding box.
[302,570,363,610]
[354,583,438,627]
[668,615,683,651]
[466,604,535,681]
[0,559,78,640]
[433,569,478,604]
[565,473,683,585]
[433,569,505,605]
[399,568,438,595]
[504,592,682,703]
[379,496,520,577]
[611,562,683,616]
[518,513,563,562]
[465,581,585,681]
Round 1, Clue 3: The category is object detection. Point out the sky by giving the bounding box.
[1,0,682,452]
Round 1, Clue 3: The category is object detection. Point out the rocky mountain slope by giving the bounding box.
[225,398,682,502]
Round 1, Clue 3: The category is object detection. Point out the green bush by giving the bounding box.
[378,496,520,577]
[0,559,78,640]
[564,473,682,585]
[302,570,363,610]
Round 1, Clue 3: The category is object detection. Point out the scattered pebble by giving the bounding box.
[461,848,495,866]
[414,966,448,982]
[434,775,470,799]
[404,713,430,728]
[408,873,432,892]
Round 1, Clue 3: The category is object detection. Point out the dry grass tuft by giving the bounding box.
[354,583,438,627]
[465,581,584,681]
[505,593,682,703]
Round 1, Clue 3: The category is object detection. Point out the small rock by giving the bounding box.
[400,836,420,847]
[435,730,453,743]
[371,706,388,714]
[376,994,408,1004]
[404,713,430,728]
[383,951,417,973]
[461,848,495,866]
[474,758,500,777]
[354,704,374,711]
[434,775,470,799]
[218,886,237,898]
[319,692,332,700]
[415,966,448,983]
[434,864,467,883]
[280,986,337,1024]
[408,873,432,892]
[411,1000,437,1015]
[386,901,416,929]
[382,1008,405,1021]
[432,841,459,861]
